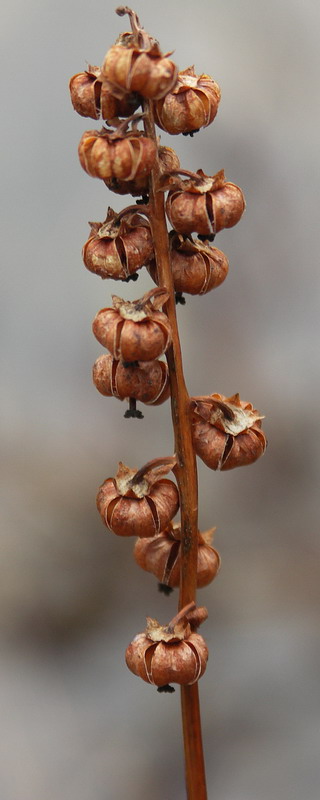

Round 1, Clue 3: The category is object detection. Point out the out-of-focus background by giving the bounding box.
[1,1,319,798]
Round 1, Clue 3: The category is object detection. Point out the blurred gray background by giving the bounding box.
[1,0,320,798]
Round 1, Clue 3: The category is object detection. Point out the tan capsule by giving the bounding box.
[134,524,221,588]
[125,607,208,686]
[92,355,170,406]
[166,170,245,236]
[69,66,140,120]
[148,233,229,295]
[191,393,266,470]
[92,290,171,361]
[96,460,179,538]
[82,209,153,281]
[101,35,178,100]
[154,66,221,135]
[78,129,156,181]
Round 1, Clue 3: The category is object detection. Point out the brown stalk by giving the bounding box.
[143,99,207,800]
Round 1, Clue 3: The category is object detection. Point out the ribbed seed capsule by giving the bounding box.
[101,32,178,100]
[154,66,221,135]
[147,232,229,295]
[69,66,140,120]
[165,169,245,236]
[125,604,208,687]
[82,208,153,280]
[78,128,156,181]
[105,144,180,197]
[92,289,172,361]
[96,459,179,538]
[191,392,267,470]
[93,354,170,406]
[134,524,221,588]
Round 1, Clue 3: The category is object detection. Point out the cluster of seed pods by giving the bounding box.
[69,5,266,691]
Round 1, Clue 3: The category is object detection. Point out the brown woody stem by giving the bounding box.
[143,100,207,800]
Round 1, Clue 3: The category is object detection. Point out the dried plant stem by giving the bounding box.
[143,101,207,800]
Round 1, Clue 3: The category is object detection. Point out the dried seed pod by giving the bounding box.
[69,65,140,120]
[96,458,179,538]
[92,288,172,361]
[154,66,221,135]
[78,126,156,181]
[125,603,208,687]
[93,354,170,406]
[147,232,229,295]
[105,144,180,197]
[192,392,266,470]
[101,27,178,101]
[69,67,100,119]
[82,208,153,280]
[165,169,245,236]
[134,524,221,588]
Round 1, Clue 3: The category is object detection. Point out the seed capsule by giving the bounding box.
[147,232,229,295]
[165,169,245,236]
[69,66,140,120]
[125,604,208,687]
[192,392,266,470]
[93,354,170,406]
[104,144,180,197]
[92,289,172,361]
[96,459,179,538]
[82,208,153,280]
[134,524,221,588]
[78,127,156,181]
[101,32,178,100]
[154,66,221,135]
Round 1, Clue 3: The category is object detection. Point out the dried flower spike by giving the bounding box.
[125,603,208,686]
[192,392,266,470]
[134,523,221,588]
[92,288,172,361]
[82,207,153,280]
[70,7,267,796]
[154,66,221,135]
[96,458,179,537]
